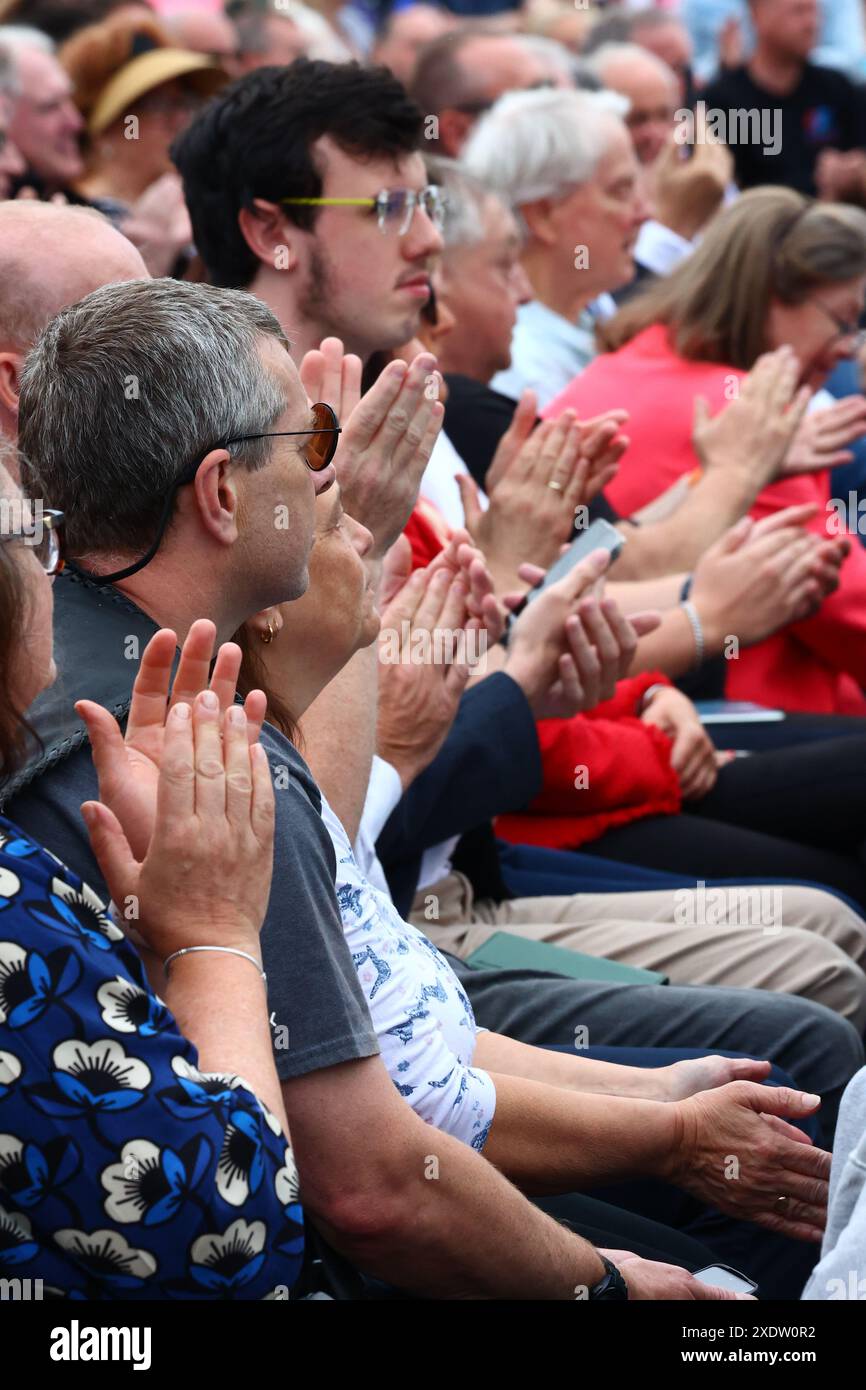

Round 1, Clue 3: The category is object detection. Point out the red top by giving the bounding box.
[403,506,682,850]
[544,324,866,715]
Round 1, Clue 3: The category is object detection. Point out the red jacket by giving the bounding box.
[544,323,866,715]
[404,507,682,849]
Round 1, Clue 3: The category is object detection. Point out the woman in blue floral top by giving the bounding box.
[0,470,303,1300]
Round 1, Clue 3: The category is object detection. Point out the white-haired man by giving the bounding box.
[0,24,84,198]
[461,86,649,407]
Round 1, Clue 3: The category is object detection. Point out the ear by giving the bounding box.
[0,351,23,420]
[437,108,474,158]
[188,448,241,546]
[519,196,558,247]
[238,198,303,275]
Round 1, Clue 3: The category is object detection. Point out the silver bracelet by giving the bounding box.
[639,682,669,714]
[163,945,267,987]
[680,600,705,670]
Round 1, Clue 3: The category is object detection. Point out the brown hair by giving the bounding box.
[599,188,866,370]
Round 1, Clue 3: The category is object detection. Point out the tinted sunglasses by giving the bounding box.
[224,400,341,471]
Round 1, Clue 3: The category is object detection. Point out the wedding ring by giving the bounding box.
[776,1195,790,1210]
[547,480,564,492]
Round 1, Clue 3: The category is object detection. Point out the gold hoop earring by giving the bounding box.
[259,618,278,644]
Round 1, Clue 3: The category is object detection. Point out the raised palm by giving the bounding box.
[76,620,267,862]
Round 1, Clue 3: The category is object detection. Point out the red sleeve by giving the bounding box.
[403,508,446,570]
[530,710,680,818]
[750,471,866,688]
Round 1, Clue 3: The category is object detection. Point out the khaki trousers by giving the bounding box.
[410,873,866,1030]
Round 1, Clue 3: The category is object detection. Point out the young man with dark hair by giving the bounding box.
[173,58,443,362]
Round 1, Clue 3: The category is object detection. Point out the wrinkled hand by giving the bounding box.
[719,14,745,68]
[692,347,811,486]
[457,412,589,588]
[786,396,866,474]
[507,549,659,715]
[690,506,831,648]
[301,340,444,557]
[82,693,274,962]
[658,1055,773,1102]
[121,172,193,277]
[376,563,479,788]
[665,1082,830,1242]
[598,1249,751,1301]
[815,148,866,208]
[76,620,267,863]
[651,131,732,242]
[641,685,717,800]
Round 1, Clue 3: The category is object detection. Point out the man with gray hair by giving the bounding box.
[0,23,84,198]
[0,42,26,198]
[3,274,750,1303]
[461,85,649,407]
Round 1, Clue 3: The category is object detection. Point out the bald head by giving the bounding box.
[589,43,678,165]
[0,203,148,353]
[373,4,457,86]
[0,203,147,445]
[412,30,550,156]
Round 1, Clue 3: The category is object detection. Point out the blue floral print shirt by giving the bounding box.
[0,815,303,1300]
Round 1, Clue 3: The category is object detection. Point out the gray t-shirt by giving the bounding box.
[7,725,380,1080]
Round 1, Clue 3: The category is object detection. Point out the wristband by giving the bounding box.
[680,599,705,669]
[164,945,267,987]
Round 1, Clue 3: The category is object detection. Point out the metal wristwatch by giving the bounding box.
[587,1256,629,1301]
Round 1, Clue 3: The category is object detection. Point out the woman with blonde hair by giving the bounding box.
[546,188,866,715]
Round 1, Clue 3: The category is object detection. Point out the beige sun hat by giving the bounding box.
[87,48,228,137]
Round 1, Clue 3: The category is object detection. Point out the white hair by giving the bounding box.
[0,25,55,55]
[586,41,678,90]
[461,86,629,208]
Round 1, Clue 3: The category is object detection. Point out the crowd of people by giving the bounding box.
[1,0,866,1306]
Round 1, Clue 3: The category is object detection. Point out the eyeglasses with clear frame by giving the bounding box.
[281,184,447,237]
[0,507,65,576]
[811,298,866,353]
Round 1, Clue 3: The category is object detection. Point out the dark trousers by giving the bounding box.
[576,734,866,912]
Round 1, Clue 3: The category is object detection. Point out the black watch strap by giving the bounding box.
[588,1255,629,1301]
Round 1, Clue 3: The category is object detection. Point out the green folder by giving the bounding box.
[464,930,668,986]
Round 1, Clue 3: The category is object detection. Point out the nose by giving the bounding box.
[314,462,336,495]
[0,134,26,178]
[64,100,84,134]
[511,261,534,306]
[351,516,375,560]
[404,207,444,261]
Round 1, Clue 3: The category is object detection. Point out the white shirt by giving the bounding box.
[419,429,489,532]
[325,793,496,1148]
[491,298,612,409]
